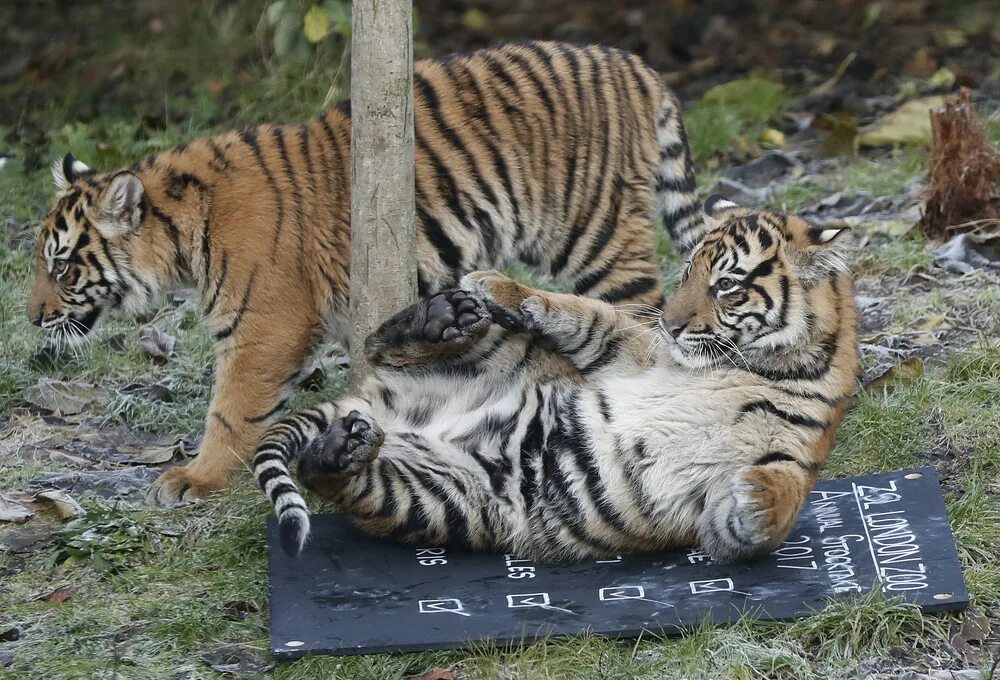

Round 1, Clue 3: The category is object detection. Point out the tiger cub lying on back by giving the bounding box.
[26,41,706,506]
[255,198,859,561]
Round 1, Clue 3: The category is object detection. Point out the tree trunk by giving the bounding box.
[349,0,417,387]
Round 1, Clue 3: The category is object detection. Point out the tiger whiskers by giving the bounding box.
[717,335,752,372]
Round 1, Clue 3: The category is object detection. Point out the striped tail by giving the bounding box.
[252,403,337,556]
[653,93,709,255]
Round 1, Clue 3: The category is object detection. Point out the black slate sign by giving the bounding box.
[268,467,968,658]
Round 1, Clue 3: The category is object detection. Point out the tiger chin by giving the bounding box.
[254,197,859,563]
[25,41,709,507]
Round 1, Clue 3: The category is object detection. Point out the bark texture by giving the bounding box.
[349,0,417,386]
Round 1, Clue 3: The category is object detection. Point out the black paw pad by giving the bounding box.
[306,410,383,477]
[422,291,486,342]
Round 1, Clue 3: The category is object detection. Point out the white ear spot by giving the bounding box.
[817,228,847,244]
[51,159,69,191]
[72,160,91,174]
[704,194,741,218]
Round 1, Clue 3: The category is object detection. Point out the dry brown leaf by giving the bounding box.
[38,586,72,603]
[0,493,37,524]
[34,490,85,520]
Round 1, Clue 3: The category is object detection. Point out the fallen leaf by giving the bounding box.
[858,96,947,147]
[917,315,948,331]
[928,67,956,89]
[863,357,925,393]
[38,586,72,603]
[22,379,105,416]
[138,325,177,362]
[0,493,36,523]
[124,442,183,465]
[201,645,274,676]
[302,6,329,43]
[405,669,458,680]
[34,490,85,520]
[758,128,786,147]
[959,610,991,643]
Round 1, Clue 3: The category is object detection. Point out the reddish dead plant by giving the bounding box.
[919,88,1000,239]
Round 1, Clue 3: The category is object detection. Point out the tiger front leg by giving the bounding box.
[462,270,641,373]
[149,318,315,506]
[364,289,492,368]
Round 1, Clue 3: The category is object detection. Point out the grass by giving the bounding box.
[684,75,790,165]
[3,3,1000,679]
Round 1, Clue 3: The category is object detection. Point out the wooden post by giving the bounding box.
[349,0,417,386]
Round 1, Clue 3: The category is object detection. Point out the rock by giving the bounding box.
[29,467,161,500]
[931,234,1000,274]
[0,516,62,554]
[803,192,894,220]
[710,178,761,206]
[200,645,274,676]
[726,151,800,189]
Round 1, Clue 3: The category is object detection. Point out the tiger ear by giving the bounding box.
[93,172,144,238]
[51,154,91,191]
[807,226,849,246]
[703,194,741,219]
[795,225,850,281]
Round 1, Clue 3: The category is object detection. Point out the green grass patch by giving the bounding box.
[684,75,790,164]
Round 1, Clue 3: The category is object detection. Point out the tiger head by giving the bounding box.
[27,155,153,347]
[659,195,849,369]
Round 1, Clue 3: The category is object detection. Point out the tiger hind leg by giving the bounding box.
[698,462,814,562]
[298,410,385,492]
[363,289,492,368]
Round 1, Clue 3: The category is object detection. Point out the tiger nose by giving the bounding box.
[661,319,685,338]
[27,303,44,326]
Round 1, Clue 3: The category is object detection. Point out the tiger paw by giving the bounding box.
[422,290,491,345]
[699,467,794,562]
[301,410,384,481]
[460,270,544,331]
[148,464,226,507]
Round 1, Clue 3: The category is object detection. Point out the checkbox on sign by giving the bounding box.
[506,593,551,608]
[688,578,735,595]
[418,598,468,616]
[599,585,646,601]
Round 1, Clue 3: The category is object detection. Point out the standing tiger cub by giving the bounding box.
[255,199,859,561]
[25,42,707,505]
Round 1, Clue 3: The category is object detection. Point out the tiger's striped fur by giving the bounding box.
[25,42,707,505]
[255,199,859,561]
